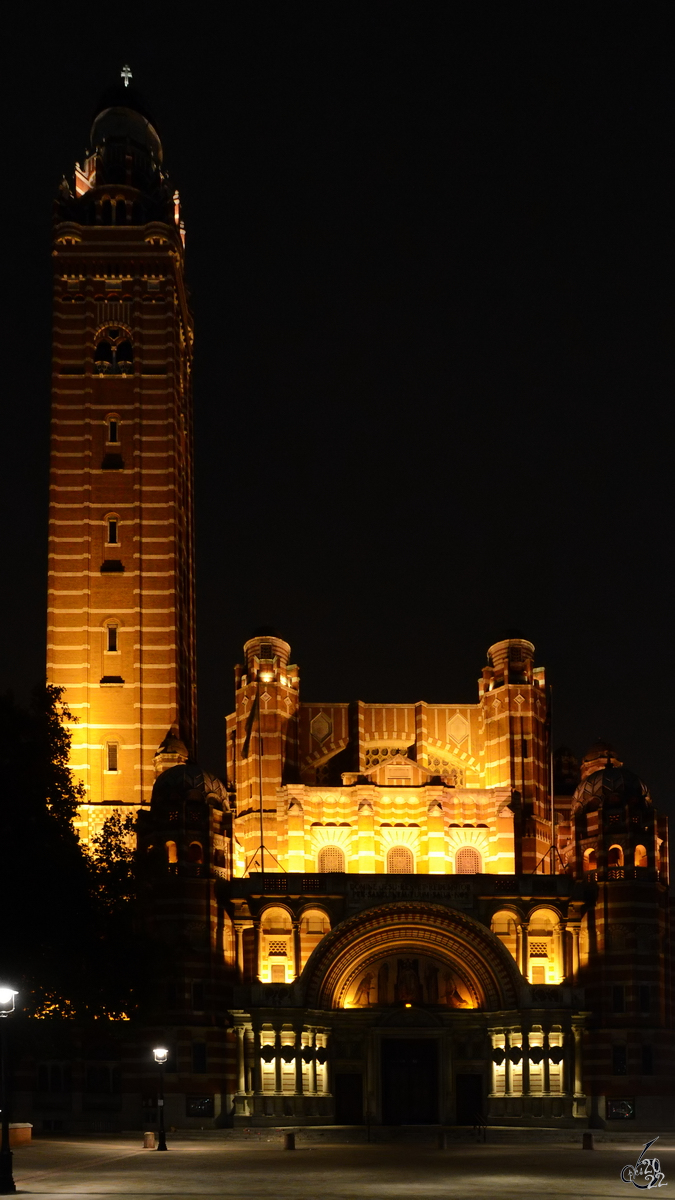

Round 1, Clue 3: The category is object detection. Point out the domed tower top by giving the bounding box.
[243,628,292,682]
[571,758,650,813]
[579,740,622,780]
[486,632,537,687]
[88,66,163,194]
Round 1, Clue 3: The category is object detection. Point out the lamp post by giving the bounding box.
[152,1048,168,1151]
[0,987,18,1195]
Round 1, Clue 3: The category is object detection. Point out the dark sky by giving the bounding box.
[2,5,673,807]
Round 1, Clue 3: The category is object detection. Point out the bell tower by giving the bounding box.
[47,69,196,840]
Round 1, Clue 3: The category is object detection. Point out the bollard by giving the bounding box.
[143,1132,156,1149]
[283,1132,296,1151]
[582,1132,594,1150]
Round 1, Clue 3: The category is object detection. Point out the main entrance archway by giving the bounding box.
[303,901,520,1011]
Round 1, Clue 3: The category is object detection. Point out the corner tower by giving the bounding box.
[47,70,196,839]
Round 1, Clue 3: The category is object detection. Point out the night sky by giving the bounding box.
[2,6,673,808]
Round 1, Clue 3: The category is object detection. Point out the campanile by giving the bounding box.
[48,70,196,838]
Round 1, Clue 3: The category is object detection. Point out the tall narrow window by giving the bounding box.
[108,418,118,443]
[192,1042,207,1074]
[107,624,118,653]
[107,518,118,545]
[106,743,118,772]
[612,1045,627,1075]
[642,1045,653,1075]
[612,985,625,1013]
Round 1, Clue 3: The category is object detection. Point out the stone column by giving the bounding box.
[553,923,564,984]
[309,1031,317,1095]
[245,1028,254,1092]
[521,1028,530,1096]
[293,921,302,979]
[253,1028,263,1094]
[520,921,530,978]
[274,1029,282,1093]
[253,919,262,982]
[324,1030,332,1098]
[543,1031,550,1094]
[572,1025,584,1097]
[295,1028,303,1096]
[236,1025,246,1094]
[504,1029,512,1095]
[568,922,580,983]
[235,926,245,982]
[515,924,523,975]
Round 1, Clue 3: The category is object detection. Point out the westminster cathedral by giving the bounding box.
[22,72,673,1134]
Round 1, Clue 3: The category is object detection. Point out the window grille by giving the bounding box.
[455,847,481,874]
[387,846,414,874]
[529,942,548,957]
[268,941,287,956]
[318,846,345,873]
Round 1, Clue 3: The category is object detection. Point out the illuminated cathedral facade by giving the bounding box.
[31,74,673,1134]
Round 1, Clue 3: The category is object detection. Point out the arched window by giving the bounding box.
[107,517,119,545]
[166,840,178,864]
[107,416,119,443]
[116,339,133,366]
[455,846,482,874]
[608,845,624,868]
[115,199,126,226]
[106,742,118,772]
[635,844,648,868]
[187,841,203,863]
[387,846,414,874]
[584,848,597,871]
[318,845,345,873]
[94,341,113,368]
[491,910,518,963]
[106,623,118,653]
[94,330,134,376]
[101,198,113,225]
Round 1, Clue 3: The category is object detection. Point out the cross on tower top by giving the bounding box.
[121,64,132,88]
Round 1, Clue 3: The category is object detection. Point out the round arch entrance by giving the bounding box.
[303,902,521,1126]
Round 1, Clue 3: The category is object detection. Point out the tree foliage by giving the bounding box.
[0,685,152,1020]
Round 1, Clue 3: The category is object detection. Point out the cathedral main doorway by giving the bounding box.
[381,1038,439,1124]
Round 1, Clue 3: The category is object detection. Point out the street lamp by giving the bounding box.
[0,987,18,1196]
[152,1048,168,1151]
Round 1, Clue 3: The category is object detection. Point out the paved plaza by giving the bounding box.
[9,1134,674,1200]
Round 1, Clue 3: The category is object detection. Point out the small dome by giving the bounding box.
[151,760,228,809]
[90,80,162,165]
[249,624,284,639]
[572,764,650,812]
[155,729,188,758]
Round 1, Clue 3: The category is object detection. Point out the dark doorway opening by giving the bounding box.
[381,1038,438,1124]
[455,1072,484,1124]
[335,1073,363,1123]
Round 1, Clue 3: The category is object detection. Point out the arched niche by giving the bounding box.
[490,909,519,965]
[299,906,330,971]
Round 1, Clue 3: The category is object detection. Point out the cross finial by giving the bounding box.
[121,64,132,88]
